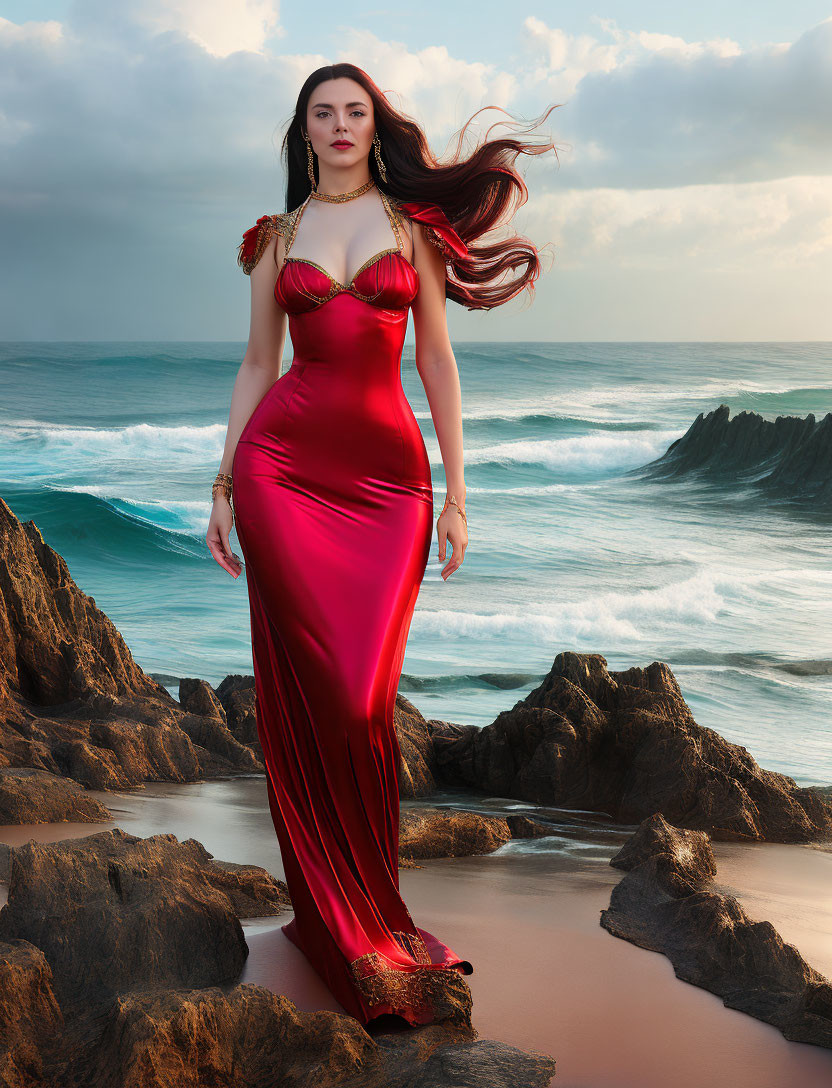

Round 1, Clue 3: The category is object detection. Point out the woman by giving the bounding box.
[206,63,556,1029]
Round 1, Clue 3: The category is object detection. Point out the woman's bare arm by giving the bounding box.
[217,232,288,476]
[409,221,468,580]
[207,230,288,577]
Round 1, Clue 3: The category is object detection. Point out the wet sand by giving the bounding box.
[2,777,831,1087]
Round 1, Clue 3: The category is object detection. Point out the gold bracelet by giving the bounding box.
[439,493,467,525]
[213,471,233,509]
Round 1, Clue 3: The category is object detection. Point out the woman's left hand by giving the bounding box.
[436,506,467,580]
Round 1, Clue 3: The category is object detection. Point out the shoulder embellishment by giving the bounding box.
[237,213,287,275]
[394,200,469,261]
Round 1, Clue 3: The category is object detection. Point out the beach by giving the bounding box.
[3,777,829,1086]
[2,339,832,1079]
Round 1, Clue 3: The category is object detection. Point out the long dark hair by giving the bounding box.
[278,63,562,311]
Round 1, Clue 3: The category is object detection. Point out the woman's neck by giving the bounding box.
[313,169,374,200]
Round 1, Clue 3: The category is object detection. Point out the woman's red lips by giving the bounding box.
[331,141,353,148]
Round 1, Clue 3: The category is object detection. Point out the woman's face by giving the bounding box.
[305,77,375,174]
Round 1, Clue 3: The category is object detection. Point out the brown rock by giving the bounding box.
[0,832,555,1087]
[178,677,226,720]
[204,859,292,918]
[0,497,165,706]
[215,676,261,756]
[0,939,64,1085]
[394,695,441,797]
[424,651,832,843]
[505,814,557,839]
[600,813,832,1048]
[0,767,111,824]
[0,830,252,1006]
[0,499,265,821]
[399,806,554,860]
[56,983,555,1088]
[400,808,512,859]
[609,812,717,899]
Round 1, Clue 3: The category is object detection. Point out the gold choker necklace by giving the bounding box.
[310,178,375,203]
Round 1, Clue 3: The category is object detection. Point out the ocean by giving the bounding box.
[2,340,830,790]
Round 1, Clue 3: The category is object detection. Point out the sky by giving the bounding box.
[1,1,831,342]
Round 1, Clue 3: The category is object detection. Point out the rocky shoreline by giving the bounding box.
[2,493,832,1079]
[600,814,832,1048]
[636,403,832,506]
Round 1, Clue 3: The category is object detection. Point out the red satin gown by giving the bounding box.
[231,190,473,1026]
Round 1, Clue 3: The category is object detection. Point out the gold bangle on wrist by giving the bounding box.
[212,472,234,518]
[439,493,467,526]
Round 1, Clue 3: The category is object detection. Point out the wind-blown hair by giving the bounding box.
[278,63,562,311]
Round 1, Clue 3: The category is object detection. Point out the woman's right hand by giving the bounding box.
[207,497,243,578]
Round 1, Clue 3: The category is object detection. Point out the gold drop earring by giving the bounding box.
[373,132,387,183]
[304,131,317,191]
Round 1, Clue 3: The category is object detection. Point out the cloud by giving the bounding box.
[330,30,517,141]
[64,0,283,56]
[531,175,832,270]
[134,0,282,56]
[2,4,829,220]
[0,3,307,217]
[521,15,832,186]
[0,3,829,338]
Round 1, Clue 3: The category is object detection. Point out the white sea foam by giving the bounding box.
[2,418,682,478]
[464,482,608,495]
[43,484,210,535]
[412,567,758,646]
[413,378,832,423]
[2,421,225,461]
[430,429,682,472]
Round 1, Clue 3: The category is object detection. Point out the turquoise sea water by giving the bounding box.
[2,341,831,788]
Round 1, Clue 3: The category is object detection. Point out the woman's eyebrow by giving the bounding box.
[310,101,369,109]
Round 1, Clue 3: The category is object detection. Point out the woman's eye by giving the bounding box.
[313,109,365,119]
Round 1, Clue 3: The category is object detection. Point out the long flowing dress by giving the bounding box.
[231,189,474,1027]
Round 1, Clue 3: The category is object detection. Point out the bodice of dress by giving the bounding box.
[237,190,468,374]
[237,192,467,313]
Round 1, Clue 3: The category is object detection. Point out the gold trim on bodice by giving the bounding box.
[276,190,413,303]
[239,193,449,280]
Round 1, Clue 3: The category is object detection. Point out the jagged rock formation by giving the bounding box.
[600,813,832,1048]
[0,498,263,820]
[0,831,290,1009]
[396,694,443,798]
[637,403,832,505]
[5,494,830,851]
[415,651,832,843]
[0,496,166,708]
[0,831,556,1087]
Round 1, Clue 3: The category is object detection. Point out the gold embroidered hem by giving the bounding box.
[348,927,466,1019]
[392,928,433,964]
[350,950,458,1015]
